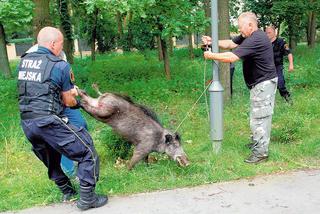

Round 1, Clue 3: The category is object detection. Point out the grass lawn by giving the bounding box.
[0,45,319,211]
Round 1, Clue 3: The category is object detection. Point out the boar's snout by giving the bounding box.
[164,132,190,167]
[175,154,189,167]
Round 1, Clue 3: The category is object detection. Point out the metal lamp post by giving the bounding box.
[209,0,224,153]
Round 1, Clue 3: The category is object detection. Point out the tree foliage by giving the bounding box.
[3,0,316,79]
[242,0,277,27]
[0,0,34,37]
[0,0,33,78]
[56,0,74,63]
[241,0,319,49]
[33,0,51,39]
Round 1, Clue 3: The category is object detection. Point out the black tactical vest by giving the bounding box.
[18,52,64,119]
[272,38,286,66]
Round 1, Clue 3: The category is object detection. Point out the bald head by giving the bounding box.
[238,12,258,26]
[37,27,64,56]
[237,12,258,38]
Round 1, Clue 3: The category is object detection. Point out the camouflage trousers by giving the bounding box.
[250,77,278,156]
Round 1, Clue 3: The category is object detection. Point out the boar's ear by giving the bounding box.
[165,134,173,144]
[174,132,181,141]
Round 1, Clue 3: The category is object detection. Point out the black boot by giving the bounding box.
[77,185,108,210]
[57,180,77,202]
[283,94,293,105]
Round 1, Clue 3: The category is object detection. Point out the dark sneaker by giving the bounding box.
[244,154,268,164]
[283,94,293,105]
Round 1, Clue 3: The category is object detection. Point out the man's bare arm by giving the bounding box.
[61,88,78,107]
[288,53,294,72]
[202,36,238,50]
[218,40,238,50]
[204,51,240,63]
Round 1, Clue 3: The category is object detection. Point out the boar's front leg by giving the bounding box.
[128,145,152,170]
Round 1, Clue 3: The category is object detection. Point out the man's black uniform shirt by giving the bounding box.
[272,38,291,66]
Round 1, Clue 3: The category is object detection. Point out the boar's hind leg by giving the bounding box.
[128,147,150,170]
[92,83,103,96]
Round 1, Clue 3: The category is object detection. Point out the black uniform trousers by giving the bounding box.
[276,65,290,97]
[21,115,99,187]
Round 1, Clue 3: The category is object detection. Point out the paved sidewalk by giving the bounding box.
[6,169,320,214]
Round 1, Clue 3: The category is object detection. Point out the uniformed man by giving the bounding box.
[18,26,107,210]
[202,12,278,164]
[265,26,294,103]
[26,44,88,179]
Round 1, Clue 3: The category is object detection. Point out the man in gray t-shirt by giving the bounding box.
[202,12,278,164]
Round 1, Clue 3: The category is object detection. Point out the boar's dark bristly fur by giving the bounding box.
[77,85,189,170]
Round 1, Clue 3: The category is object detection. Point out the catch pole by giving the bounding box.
[209,0,224,153]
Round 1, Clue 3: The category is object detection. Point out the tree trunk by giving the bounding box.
[78,39,83,59]
[127,11,133,51]
[64,38,74,63]
[307,10,316,48]
[288,23,297,50]
[204,0,211,36]
[218,0,231,101]
[289,14,302,50]
[32,0,52,40]
[74,18,83,59]
[116,11,123,49]
[91,8,99,61]
[156,36,163,61]
[188,33,194,60]
[289,35,297,50]
[0,23,11,78]
[277,24,280,37]
[195,32,199,48]
[160,38,170,80]
[57,0,74,63]
[168,36,174,56]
